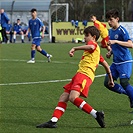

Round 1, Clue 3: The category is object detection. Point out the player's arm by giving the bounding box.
[99,56,114,87]
[69,44,95,57]
[26,27,30,36]
[108,39,133,48]
[41,25,45,38]
[4,13,10,22]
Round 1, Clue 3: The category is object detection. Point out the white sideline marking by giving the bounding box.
[0,58,102,66]
[0,59,77,64]
[0,74,106,86]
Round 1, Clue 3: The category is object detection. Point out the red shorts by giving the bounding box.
[101,36,109,48]
[63,72,92,98]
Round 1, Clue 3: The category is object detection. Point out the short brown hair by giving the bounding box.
[84,26,100,41]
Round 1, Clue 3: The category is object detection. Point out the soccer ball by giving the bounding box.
[75,39,78,43]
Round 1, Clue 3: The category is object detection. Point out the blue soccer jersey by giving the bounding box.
[14,24,22,33]
[29,18,44,39]
[109,25,133,64]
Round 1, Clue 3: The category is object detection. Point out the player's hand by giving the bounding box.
[106,51,112,58]
[69,48,75,57]
[41,33,44,38]
[25,32,28,37]
[107,40,116,46]
[108,81,114,88]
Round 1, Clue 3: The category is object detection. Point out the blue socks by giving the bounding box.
[31,50,35,60]
[40,49,48,57]
[109,83,127,95]
[125,85,133,104]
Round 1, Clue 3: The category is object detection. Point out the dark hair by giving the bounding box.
[31,8,37,12]
[84,26,100,41]
[17,19,20,21]
[90,14,96,18]
[106,9,119,19]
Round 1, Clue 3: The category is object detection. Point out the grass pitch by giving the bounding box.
[0,42,133,133]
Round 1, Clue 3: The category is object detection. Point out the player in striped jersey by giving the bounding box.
[90,15,111,51]
[36,26,114,128]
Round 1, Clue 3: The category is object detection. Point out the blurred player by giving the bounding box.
[13,19,25,43]
[6,21,13,43]
[90,15,111,51]
[104,9,133,108]
[36,26,114,128]
[0,8,10,43]
[26,8,52,63]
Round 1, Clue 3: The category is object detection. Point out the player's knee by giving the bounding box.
[120,78,129,89]
[104,76,110,88]
[69,94,78,103]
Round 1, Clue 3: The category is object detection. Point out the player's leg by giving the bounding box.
[69,73,105,128]
[1,28,9,43]
[13,31,17,43]
[27,44,36,63]
[20,31,24,43]
[119,63,133,108]
[9,31,13,43]
[36,40,52,62]
[104,63,127,95]
[36,92,69,128]
[104,76,127,95]
[69,90,105,128]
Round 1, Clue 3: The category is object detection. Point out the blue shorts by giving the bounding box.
[110,62,133,80]
[32,38,41,46]
[16,31,21,34]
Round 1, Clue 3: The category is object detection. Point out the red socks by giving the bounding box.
[73,97,93,114]
[52,102,67,119]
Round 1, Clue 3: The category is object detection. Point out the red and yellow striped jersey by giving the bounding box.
[77,41,100,81]
[94,20,108,38]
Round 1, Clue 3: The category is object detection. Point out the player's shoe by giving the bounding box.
[36,120,57,128]
[95,111,105,128]
[27,60,35,63]
[47,54,52,62]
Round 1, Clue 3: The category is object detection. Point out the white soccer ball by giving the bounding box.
[75,40,78,43]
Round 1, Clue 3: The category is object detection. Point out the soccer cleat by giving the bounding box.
[47,54,52,62]
[95,111,105,128]
[27,60,35,63]
[36,120,57,128]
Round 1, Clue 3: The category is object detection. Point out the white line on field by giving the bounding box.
[0,58,102,66]
[0,58,77,64]
[0,74,106,86]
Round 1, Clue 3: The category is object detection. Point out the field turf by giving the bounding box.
[0,42,133,133]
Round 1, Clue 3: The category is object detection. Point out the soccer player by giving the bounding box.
[90,15,111,51]
[26,8,52,63]
[0,8,10,43]
[6,21,13,43]
[13,19,25,43]
[104,9,133,108]
[36,26,114,128]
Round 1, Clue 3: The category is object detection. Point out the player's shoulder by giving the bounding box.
[118,25,128,34]
[36,17,42,22]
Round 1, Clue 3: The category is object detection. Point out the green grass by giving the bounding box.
[0,42,133,133]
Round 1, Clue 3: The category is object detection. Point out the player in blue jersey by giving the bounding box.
[26,8,52,63]
[6,21,13,43]
[104,9,133,108]
[13,19,24,43]
[0,8,10,43]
